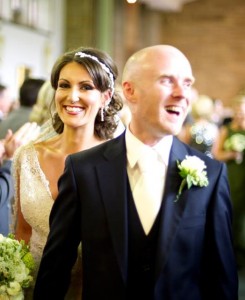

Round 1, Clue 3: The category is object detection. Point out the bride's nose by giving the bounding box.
[70,89,80,104]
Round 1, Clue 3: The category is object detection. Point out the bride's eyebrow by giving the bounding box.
[58,78,69,82]
[58,79,95,87]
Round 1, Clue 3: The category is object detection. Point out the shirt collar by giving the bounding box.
[126,127,173,169]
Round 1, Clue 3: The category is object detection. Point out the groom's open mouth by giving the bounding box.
[165,105,182,116]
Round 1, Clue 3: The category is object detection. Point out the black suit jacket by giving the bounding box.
[34,134,238,300]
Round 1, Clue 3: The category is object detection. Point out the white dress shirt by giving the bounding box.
[126,128,173,234]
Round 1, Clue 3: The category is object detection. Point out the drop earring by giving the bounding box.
[101,107,104,122]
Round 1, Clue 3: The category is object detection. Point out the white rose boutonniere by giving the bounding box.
[175,155,209,202]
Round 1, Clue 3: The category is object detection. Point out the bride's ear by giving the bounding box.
[102,89,112,106]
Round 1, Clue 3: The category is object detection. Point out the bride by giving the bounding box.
[12,46,123,299]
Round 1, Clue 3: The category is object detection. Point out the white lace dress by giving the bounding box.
[12,142,82,300]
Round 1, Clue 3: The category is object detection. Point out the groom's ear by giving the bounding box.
[122,81,137,104]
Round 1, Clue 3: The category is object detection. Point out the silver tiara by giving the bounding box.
[75,51,114,95]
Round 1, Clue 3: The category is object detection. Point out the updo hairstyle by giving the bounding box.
[50,47,123,139]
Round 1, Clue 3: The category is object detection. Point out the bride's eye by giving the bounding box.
[80,82,95,91]
[58,82,70,89]
[80,83,94,91]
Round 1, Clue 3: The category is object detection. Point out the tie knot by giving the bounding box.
[138,147,158,172]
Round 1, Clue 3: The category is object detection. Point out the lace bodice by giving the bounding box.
[13,142,53,264]
[12,142,82,299]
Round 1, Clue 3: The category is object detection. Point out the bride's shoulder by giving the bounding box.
[33,135,61,157]
[33,137,66,177]
[12,142,37,174]
[13,142,35,161]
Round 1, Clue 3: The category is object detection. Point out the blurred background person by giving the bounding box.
[212,94,245,270]
[188,94,218,157]
[211,98,227,127]
[0,84,15,121]
[0,122,40,235]
[112,83,131,137]
[116,84,131,127]
[0,133,13,236]
[179,94,218,158]
[177,86,197,144]
[29,80,55,126]
[0,78,45,139]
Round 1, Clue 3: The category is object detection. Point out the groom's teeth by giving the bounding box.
[166,106,181,112]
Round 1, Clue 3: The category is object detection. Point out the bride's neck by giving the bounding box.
[59,129,104,155]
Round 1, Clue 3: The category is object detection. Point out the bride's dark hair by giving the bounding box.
[49,46,123,140]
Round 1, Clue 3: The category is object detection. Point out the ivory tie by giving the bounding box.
[133,148,166,235]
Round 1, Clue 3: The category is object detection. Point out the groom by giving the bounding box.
[34,45,238,299]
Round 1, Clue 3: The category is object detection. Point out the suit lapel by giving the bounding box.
[96,134,128,284]
[155,137,190,280]
[94,135,192,284]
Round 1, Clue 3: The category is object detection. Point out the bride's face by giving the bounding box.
[55,61,105,129]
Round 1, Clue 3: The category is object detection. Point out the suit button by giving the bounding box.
[142,264,151,272]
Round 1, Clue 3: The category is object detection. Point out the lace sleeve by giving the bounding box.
[35,118,58,142]
[10,145,23,233]
[10,118,57,233]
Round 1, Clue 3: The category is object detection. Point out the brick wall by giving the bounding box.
[65,0,245,106]
[158,0,245,105]
[65,0,96,51]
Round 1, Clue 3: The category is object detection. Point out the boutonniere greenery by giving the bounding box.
[175,155,209,202]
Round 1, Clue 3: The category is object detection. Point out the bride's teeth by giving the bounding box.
[66,106,83,112]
